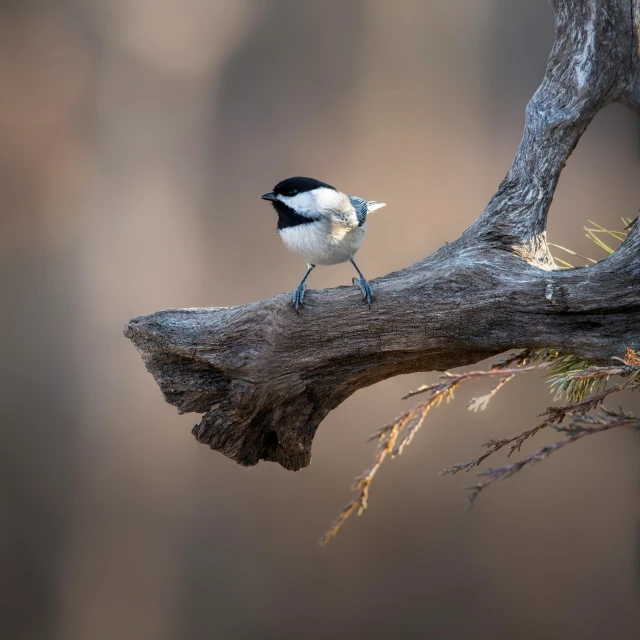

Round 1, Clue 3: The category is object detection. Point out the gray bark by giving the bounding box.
[125,0,640,472]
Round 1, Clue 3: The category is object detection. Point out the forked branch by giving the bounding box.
[125,0,640,474]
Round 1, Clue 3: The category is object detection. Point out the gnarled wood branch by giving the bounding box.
[125,0,640,471]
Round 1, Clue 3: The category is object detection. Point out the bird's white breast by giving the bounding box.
[278,220,366,266]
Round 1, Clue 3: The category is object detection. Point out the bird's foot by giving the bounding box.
[352,276,375,308]
[292,282,307,314]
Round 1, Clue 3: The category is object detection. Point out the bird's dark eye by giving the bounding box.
[286,189,298,197]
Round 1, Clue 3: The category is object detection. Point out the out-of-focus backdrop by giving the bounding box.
[2,1,639,638]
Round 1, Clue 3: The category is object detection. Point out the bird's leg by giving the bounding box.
[350,257,375,308]
[292,264,315,313]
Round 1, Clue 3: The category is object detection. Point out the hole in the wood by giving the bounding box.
[262,430,279,458]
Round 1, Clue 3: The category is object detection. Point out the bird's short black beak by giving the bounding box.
[261,192,277,202]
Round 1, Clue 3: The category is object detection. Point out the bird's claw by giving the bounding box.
[292,282,307,314]
[352,276,375,308]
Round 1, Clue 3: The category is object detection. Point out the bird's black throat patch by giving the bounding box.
[272,200,315,230]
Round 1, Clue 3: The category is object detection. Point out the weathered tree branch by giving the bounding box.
[125,0,640,471]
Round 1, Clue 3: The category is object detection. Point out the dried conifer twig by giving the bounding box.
[442,359,640,479]
[320,352,545,544]
[465,407,640,507]
[323,346,639,543]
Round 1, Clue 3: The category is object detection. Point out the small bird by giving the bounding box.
[261,176,386,312]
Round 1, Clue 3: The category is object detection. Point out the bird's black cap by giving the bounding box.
[272,176,336,197]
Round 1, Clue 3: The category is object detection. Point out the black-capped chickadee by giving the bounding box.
[261,177,386,312]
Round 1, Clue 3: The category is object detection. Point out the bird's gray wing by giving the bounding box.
[348,196,368,226]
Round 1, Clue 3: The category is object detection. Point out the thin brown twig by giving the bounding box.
[321,348,639,544]
[441,359,640,479]
[441,384,625,477]
[464,407,640,507]
[468,374,515,412]
[319,411,408,546]
[401,363,545,401]
[320,351,544,544]
[489,349,536,370]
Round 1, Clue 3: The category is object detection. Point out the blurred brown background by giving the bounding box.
[2,1,639,639]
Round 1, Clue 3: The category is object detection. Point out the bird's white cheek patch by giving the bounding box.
[278,188,342,217]
[277,192,315,214]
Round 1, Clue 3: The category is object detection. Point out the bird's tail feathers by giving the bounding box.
[366,201,386,212]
